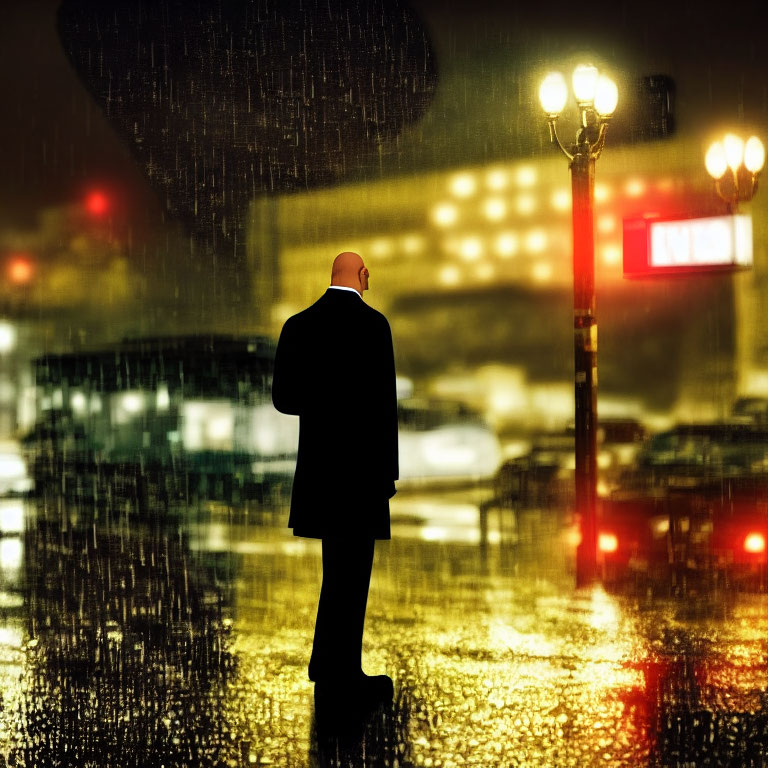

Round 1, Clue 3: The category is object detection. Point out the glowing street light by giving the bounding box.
[7,255,34,285]
[706,132,764,211]
[539,63,618,587]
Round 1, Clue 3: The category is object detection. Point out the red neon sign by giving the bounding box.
[623,214,753,278]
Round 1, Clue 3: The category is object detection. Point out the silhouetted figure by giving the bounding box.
[272,252,399,708]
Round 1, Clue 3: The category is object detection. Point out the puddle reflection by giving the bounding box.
[0,480,767,765]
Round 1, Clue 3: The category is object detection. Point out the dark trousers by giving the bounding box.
[308,535,376,681]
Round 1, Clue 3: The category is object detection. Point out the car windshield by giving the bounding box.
[641,425,768,471]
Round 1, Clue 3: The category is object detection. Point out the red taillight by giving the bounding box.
[744,532,766,554]
[598,532,618,553]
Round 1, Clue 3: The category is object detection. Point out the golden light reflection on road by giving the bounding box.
[221,502,657,766]
[1,493,768,765]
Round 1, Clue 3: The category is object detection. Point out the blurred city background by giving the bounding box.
[2,0,768,766]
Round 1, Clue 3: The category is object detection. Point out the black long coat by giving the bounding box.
[271,289,399,539]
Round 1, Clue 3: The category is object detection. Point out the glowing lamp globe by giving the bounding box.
[744,136,765,173]
[572,64,599,104]
[705,142,728,180]
[594,75,618,116]
[723,134,745,172]
[598,532,618,553]
[744,532,766,554]
[539,72,568,116]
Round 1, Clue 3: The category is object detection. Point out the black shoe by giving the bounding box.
[356,673,394,704]
[313,673,394,706]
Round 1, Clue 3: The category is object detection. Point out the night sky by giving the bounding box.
[2,0,767,218]
[1,0,767,314]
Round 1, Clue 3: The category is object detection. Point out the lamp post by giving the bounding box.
[539,64,618,587]
[705,133,765,210]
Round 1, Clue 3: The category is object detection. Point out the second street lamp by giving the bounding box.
[705,132,765,211]
[539,64,618,587]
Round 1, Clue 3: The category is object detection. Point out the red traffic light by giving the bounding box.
[85,190,109,216]
[8,255,33,284]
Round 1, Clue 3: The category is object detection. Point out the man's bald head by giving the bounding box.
[331,251,369,294]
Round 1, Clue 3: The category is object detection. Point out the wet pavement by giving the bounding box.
[2,487,768,766]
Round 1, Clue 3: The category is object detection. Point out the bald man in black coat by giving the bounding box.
[272,251,398,703]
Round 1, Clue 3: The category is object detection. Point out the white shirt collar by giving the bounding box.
[328,285,362,298]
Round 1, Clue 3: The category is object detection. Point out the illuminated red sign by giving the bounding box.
[623,214,753,277]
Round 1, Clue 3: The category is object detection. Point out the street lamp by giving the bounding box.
[705,133,765,211]
[539,64,618,587]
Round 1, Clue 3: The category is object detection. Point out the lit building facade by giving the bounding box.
[242,2,768,431]
[248,133,765,428]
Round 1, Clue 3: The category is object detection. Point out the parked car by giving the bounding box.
[633,422,768,484]
[599,423,768,594]
[490,417,648,509]
[731,396,768,425]
[598,476,768,594]
[396,398,502,486]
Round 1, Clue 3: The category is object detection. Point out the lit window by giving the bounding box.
[156,384,170,411]
[483,198,507,221]
[486,168,508,190]
[459,237,483,261]
[439,265,461,286]
[598,533,618,553]
[495,232,519,257]
[450,173,477,198]
[432,202,458,227]
[122,393,144,414]
[625,179,645,197]
[600,244,622,265]
[515,194,537,216]
[597,215,616,233]
[594,183,612,202]
[525,229,547,253]
[369,238,393,257]
[112,391,144,424]
[207,415,233,442]
[402,234,425,254]
[551,189,570,211]
[516,166,537,187]
[70,391,87,414]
